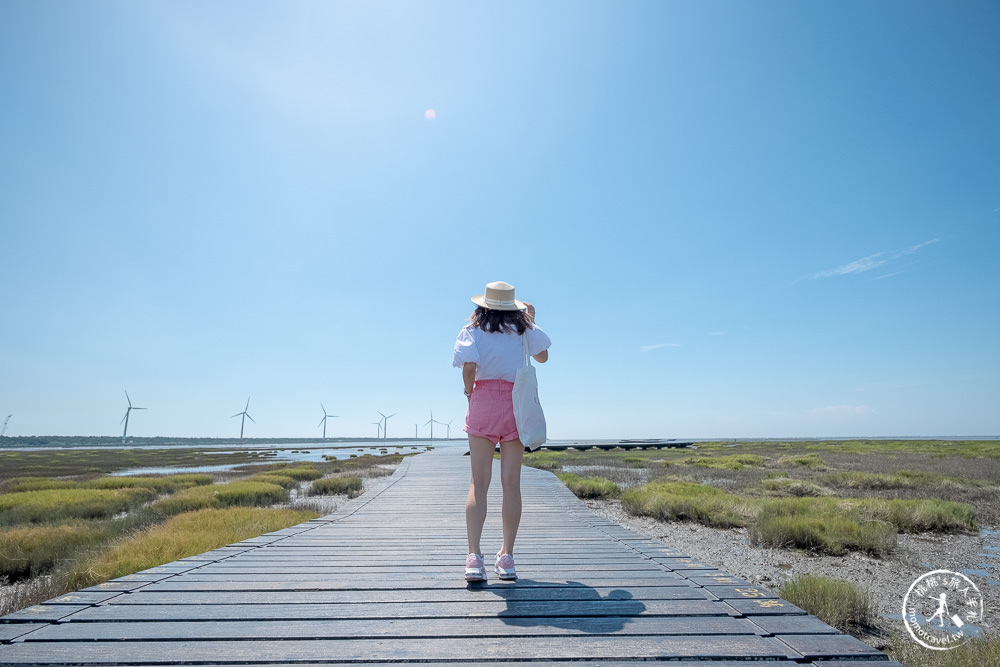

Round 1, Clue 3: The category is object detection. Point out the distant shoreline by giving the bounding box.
[1,435,998,449]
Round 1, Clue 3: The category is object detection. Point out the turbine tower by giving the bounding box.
[121,391,147,445]
[377,411,397,439]
[318,404,338,439]
[231,396,255,440]
[424,409,445,440]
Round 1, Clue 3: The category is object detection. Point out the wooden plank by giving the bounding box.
[23,616,761,641]
[748,614,842,635]
[105,585,712,605]
[0,635,802,663]
[776,633,890,660]
[65,598,734,622]
[0,624,46,643]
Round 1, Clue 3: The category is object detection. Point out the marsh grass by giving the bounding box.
[66,507,318,590]
[2,478,80,493]
[0,523,111,581]
[153,481,288,515]
[777,454,827,470]
[556,473,621,499]
[887,632,1000,666]
[84,474,213,493]
[0,448,269,481]
[778,574,875,633]
[308,477,363,497]
[249,474,300,489]
[751,513,897,555]
[0,488,157,525]
[620,482,975,556]
[682,454,767,470]
[760,476,830,497]
[622,482,754,528]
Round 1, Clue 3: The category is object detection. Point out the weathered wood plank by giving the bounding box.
[22,616,761,641]
[64,598,734,621]
[0,635,802,663]
[103,585,711,605]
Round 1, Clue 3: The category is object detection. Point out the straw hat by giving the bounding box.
[471,281,526,311]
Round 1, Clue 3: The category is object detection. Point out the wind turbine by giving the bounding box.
[424,409,445,441]
[372,420,383,439]
[318,404,338,439]
[121,391,147,445]
[445,419,453,439]
[231,396,255,440]
[1,414,12,438]
[377,411,397,439]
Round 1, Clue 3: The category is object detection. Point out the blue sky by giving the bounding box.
[1,1,998,440]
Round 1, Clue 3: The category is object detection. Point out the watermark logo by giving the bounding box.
[902,569,984,650]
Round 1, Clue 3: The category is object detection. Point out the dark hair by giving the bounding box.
[469,306,531,334]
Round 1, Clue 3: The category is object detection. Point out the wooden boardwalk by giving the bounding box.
[0,447,901,665]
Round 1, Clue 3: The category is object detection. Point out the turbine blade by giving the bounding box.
[231,412,242,418]
[125,390,132,407]
[318,416,326,427]
[245,414,256,423]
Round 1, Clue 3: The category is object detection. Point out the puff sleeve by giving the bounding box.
[452,326,479,368]
[526,326,551,357]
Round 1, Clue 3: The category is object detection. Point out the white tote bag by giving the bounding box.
[512,332,546,450]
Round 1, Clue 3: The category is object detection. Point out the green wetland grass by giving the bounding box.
[778,574,875,634]
[0,448,409,617]
[525,439,999,556]
[309,477,363,497]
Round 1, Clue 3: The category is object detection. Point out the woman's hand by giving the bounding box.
[523,302,535,323]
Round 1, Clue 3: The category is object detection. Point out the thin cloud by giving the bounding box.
[708,331,727,336]
[640,343,681,353]
[812,239,939,279]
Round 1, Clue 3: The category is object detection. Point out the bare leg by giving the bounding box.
[466,435,495,555]
[498,439,524,556]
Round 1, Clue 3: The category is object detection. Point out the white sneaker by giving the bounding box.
[495,552,516,580]
[465,553,486,582]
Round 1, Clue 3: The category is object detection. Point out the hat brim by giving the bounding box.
[471,295,526,311]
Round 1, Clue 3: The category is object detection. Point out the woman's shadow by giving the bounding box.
[476,579,647,634]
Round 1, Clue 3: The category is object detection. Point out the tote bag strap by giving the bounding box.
[521,331,532,369]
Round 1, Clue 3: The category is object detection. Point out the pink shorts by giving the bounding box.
[465,379,520,445]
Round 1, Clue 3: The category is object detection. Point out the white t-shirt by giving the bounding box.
[452,324,551,383]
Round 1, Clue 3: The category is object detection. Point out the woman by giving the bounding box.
[453,281,551,582]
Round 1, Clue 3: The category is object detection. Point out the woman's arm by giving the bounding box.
[463,362,477,400]
[523,302,548,363]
